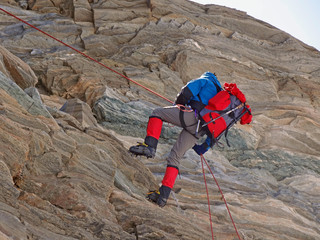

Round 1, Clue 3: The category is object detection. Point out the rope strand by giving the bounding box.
[201,155,215,240]
[0,7,173,104]
[201,154,242,240]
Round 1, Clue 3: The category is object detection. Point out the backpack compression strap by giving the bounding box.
[218,104,250,147]
[201,102,244,127]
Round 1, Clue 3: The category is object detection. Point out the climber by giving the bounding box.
[129,72,252,207]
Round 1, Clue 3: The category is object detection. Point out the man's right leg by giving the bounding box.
[129,106,180,158]
[129,116,163,158]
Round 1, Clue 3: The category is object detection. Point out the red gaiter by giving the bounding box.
[162,166,179,189]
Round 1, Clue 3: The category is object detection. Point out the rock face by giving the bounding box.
[0,1,319,240]
[0,45,38,89]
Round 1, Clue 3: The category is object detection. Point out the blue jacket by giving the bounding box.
[185,72,222,105]
[175,72,222,152]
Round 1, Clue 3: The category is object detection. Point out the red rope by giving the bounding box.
[201,154,242,240]
[201,155,215,240]
[0,7,174,105]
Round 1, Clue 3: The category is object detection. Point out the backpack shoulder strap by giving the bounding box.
[212,81,222,94]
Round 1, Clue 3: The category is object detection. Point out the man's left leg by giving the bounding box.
[146,164,179,207]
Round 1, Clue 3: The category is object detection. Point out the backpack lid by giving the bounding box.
[223,83,246,103]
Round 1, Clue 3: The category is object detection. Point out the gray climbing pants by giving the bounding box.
[151,106,205,168]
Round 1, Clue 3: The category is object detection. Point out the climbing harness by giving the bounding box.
[0,7,242,240]
[175,104,193,112]
[179,109,200,139]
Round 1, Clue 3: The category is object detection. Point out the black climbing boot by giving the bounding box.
[146,189,160,203]
[146,185,171,208]
[129,142,156,158]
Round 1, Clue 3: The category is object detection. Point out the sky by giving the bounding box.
[191,0,320,51]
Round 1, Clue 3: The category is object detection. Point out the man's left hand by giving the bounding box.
[192,144,207,155]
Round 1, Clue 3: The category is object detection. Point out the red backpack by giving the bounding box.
[199,83,252,146]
